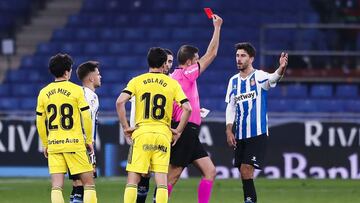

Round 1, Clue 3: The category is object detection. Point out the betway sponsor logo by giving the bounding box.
[234,91,256,103]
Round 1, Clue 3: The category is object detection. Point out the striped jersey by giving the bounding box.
[225,69,277,140]
[83,87,99,141]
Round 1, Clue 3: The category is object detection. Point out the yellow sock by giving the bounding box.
[84,185,97,203]
[156,185,168,203]
[51,187,64,203]
[124,184,137,203]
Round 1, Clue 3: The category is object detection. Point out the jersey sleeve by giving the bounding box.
[122,78,136,96]
[35,91,48,148]
[78,88,93,144]
[84,89,97,142]
[129,97,136,127]
[183,62,200,82]
[225,78,233,103]
[174,81,188,106]
[257,70,276,90]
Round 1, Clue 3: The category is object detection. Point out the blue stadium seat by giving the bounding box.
[108,42,132,54]
[294,99,317,112]
[100,97,116,111]
[99,28,122,41]
[0,84,10,96]
[12,84,38,96]
[124,28,146,40]
[102,71,126,83]
[315,99,344,112]
[201,98,222,112]
[148,28,171,40]
[284,84,308,98]
[61,43,83,55]
[0,97,19,110]
[19,97,37,110]
[335,84,358,98]
[310,84,333,98]
[344,100,360,112]
[76,28,98,41]
[268,86,283,98]
[268,99,295,112]
[163,14,186,26]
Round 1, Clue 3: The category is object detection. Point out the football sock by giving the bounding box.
[198,178,213,203]
[124,184,137,203]
[152,186,157,203]
[167,184,173,197]
[83,185,97,203]
[155,185,168,203]
[51,187,64,203]
[70,186,75,203]
[137,176,150,203]
[242,179,257,203]
[73,186,84,203]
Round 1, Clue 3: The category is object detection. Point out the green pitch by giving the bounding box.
[0,177,359,203]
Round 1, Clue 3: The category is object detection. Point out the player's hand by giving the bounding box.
[171,128,181,146]
[279,52,288,69]
[43,147,48,158]
[226,130,237,148]
[124,127,136,138]
[212,14,223,28]
[86,143,94,155]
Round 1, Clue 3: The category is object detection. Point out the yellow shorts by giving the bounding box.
[126,132,171,174]
[48,151,93,175]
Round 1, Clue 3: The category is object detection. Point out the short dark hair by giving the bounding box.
[164,48,173,56]
[147,47,167,68]
[235,42,256,57]
[48,53,73,77]
[177,45,199,65]
[76,61,99,81]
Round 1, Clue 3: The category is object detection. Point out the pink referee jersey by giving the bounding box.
[171,62,201,125]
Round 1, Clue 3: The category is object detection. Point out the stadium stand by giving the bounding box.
[0,0,359,114]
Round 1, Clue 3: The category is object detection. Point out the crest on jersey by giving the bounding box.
[250,78,256,86]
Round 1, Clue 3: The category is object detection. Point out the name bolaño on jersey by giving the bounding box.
[225,70,277,140]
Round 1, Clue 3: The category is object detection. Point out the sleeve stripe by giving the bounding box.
[80,106,90,111]
[180,98,189,104]
[122,90,132,95]
[197,62,201,74]
[36,112,42,116]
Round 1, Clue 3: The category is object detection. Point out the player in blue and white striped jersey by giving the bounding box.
[225,42,288,203]
[69,61,101,203]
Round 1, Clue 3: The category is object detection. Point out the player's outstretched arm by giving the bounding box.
[198,14,223,74]
[171,101,192,146]
[269,52,288,86]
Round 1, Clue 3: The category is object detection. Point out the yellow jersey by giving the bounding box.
[36,80,92,153]
[123,72,188,135]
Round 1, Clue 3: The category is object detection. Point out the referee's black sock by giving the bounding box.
[137,176,150,203]
[242,179,257,203]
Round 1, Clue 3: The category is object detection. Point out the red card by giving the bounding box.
[204,8,213,19]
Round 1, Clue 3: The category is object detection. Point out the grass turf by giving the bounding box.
[0,177,359,202]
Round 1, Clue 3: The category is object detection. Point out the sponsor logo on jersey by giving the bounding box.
[234,90,256,103]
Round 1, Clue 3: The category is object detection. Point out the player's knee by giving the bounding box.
[168,172,181,185]
[204,165,216,180]
[240,165,254,179]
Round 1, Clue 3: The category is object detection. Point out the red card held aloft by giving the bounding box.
[204,8,213,19]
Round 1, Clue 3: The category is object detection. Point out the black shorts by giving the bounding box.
[234,134,268,169]
[68,168,97,180]
[170,121,208,167]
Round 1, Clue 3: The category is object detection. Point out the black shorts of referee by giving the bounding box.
[170,121,208,167]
